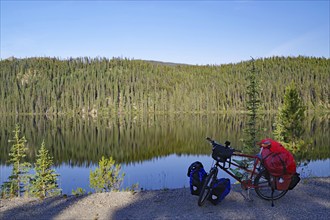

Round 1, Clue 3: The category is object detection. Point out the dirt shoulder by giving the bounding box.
[1,177,329,220]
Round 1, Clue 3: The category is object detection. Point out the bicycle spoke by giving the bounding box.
[254,170,288,201]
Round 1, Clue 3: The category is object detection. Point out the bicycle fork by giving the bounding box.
[210,167,218,181]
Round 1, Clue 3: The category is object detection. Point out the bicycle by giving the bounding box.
[198,137,288,206]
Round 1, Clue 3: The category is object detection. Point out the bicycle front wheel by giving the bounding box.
[197,172,215,206]
[254,170,288,200]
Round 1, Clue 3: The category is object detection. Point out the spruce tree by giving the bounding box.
[243,59,261,152]
[30,141,61,199]
[2,124,31,198]
[274,82,306,153]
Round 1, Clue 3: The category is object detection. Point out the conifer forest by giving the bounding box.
[1,56,329,115]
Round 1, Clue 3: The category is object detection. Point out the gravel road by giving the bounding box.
[1,177,329,220]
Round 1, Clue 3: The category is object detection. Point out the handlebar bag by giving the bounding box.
[212,144,234,162]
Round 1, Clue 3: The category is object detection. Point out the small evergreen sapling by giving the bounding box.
[30,141,61,199]
[72,187,86,196]
[90,156,125,193]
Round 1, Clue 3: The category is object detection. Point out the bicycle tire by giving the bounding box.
[197,172,215,206]
[254,170,288,200]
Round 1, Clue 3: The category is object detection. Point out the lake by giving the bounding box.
[0,113,329,194]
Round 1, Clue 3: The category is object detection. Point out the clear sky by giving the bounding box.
[1,0,329,65]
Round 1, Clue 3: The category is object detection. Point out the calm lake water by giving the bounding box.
[1,114,329,194]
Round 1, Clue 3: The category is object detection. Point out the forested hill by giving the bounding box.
[0,56,329,115]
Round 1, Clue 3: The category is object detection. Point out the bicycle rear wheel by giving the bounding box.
[254,170,288,200]
[197,172,215,206]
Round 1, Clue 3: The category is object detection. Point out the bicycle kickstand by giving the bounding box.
[241,188,253,202]
[246,188,253,201]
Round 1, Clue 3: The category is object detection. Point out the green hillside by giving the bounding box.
[0,56,329,115]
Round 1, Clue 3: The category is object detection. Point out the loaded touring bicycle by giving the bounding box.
[188,137,300,206]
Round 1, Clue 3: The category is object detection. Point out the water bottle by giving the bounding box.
[241,172,249,181]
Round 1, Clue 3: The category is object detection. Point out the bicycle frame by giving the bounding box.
[214,152,262,189]
[198,137,288,206]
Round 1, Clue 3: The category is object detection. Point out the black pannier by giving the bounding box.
[288,172,301,190]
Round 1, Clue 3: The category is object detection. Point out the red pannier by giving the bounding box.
[259,138,296,176]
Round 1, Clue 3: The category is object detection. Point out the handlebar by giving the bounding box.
[206,137,241,153]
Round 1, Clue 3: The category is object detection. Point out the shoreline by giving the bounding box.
[1,177,329,220]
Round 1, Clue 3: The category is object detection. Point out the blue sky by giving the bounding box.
[1,1,329,65]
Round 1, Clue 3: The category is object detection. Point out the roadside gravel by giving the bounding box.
[1,177,329,220]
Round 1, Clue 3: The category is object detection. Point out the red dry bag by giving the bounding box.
[259,138,296,176]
